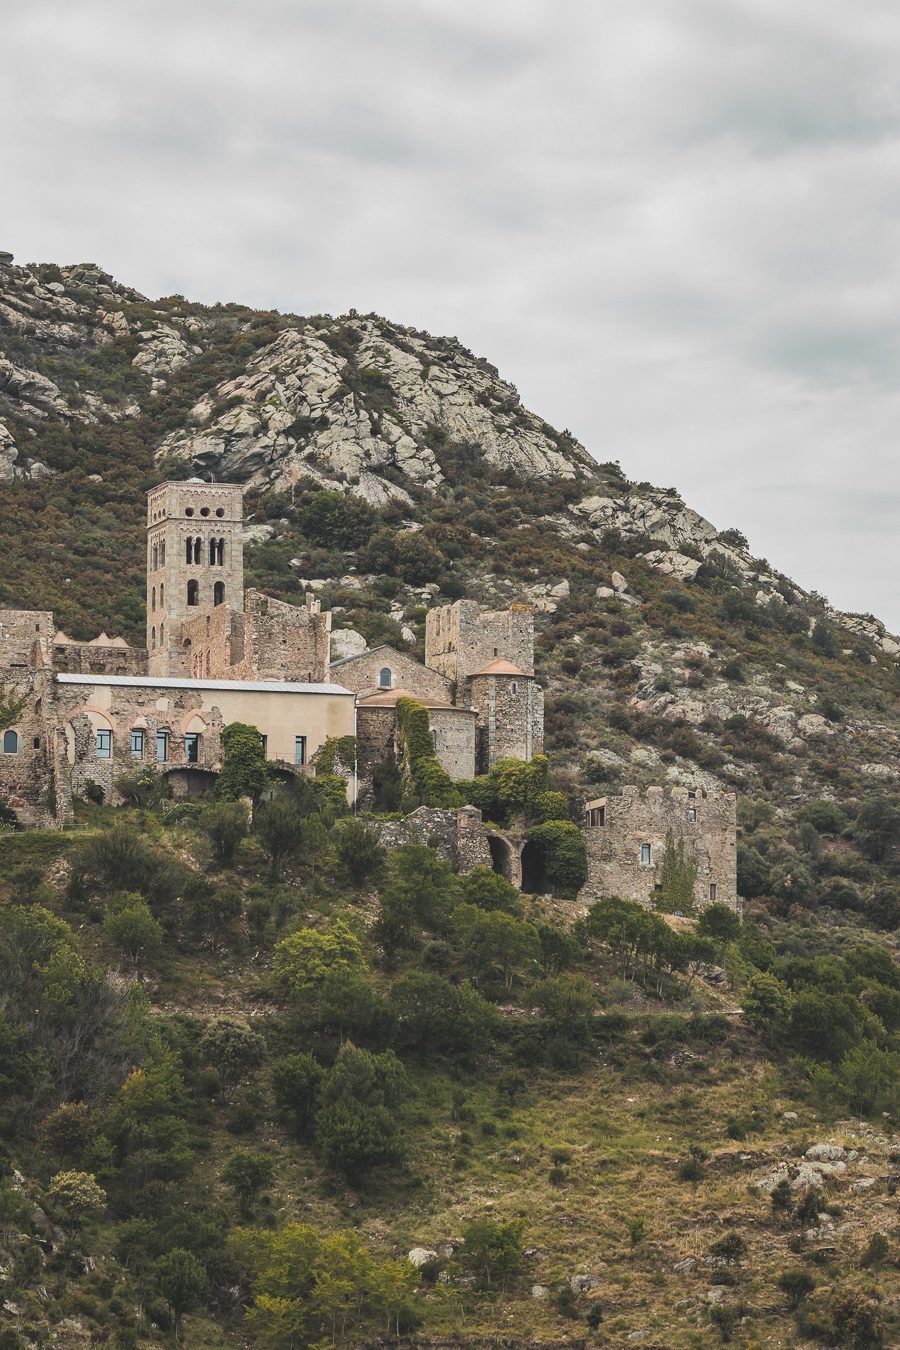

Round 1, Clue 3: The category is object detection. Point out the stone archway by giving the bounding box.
[162,767,218,800]
[488,834,514,882]
[520,840,549,895]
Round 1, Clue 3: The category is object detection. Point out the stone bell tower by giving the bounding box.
[146,479,244,677]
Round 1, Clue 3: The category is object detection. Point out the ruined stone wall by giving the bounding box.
[356,706,396,781]
[376,805,492,873]
[331,646,452,702]
[0,610,55,668]
[425,600,535,687]
[53,643,149,677]
[428,708,477,780]
[241,591,331,683]
[580,785,738,912]
[182,604,242,679]
[0,669,61,828]
[468,675,543,770]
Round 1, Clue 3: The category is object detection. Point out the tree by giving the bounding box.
[153,1247,208,1340]
[389,972,498,1055]
[531,974,595,1041]
[318,968,387,1042]
[778,1269,815,1307]
[316,1100,403,1182]
[271,1053,324,1139]
[199,801,249,866]
[273,919,365,1002]
[538,923,582,974]
[460,1217,525,1291]
[254,796,302,875]
[460,866,521,913]
[199,1018,266,1097]
[654,830,699,913]
[523,821,588,894]
[333,817,386,885]
[217,722,269,802]
[697,903,741,954]
[789,991,863,1062]
[221,1149,275,1216]
[742,972,792,1047]
[374,846,458,960]
[184,874,242,941]
[102,895,162,965]
[854,798,900,862]
[0,681,27,733]
[452,904,541,990]
[47,1170,106,1227]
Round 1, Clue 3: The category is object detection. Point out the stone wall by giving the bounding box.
[376,805,492,873]
[331,645,453,702]
[53,641,148,677]
[0,668,61,827]
[0,610,54,667]
[425,600,535,687]
[430,707,477,780]
[580,785,738,912]
[182,591,330,684]
[468,674,543,770]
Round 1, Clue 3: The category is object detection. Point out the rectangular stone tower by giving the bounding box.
[425,600,535,690]
[146,480,244,677]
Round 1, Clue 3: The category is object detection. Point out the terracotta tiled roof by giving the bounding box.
[468,658,531,677]
[357,687,472,711]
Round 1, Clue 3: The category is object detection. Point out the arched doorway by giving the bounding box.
[520,840,549,895]
[488,834,513,881]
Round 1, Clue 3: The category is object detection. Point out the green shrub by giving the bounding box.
[523,820,588,895]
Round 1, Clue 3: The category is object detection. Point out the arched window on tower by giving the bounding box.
[152,543,158,570]
[214,581,225,606]
[159,623,165,645]
[379,667,393,689]
[151,626,156,648]
[159,540,165,565]
[187,580,199,606]
[216,538,225,565]
[193,537,202,564]
[160,583,165,606]
[185,537,193,564]
[209,537,217,566]
[151,587,156,612]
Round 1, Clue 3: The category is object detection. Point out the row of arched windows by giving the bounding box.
[150,583,166,612]
[150,540,167,570]
[184,537,226,565]
[149,624,166,649]
[186,581,226,607]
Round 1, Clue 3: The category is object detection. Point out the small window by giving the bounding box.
[200,506,210,517]
[151,626,156,649]
[294,735,306,766]
[159,540,165,565]
[587,806,605,828]
[130,730,144,758]
[687,806,697,824]
[184,732,200,764]
[511,681,518,694]
[709,883,718,904]
[431,728,438,751]
[151,586,156,612]
[687,789,697,799]
[259,734,268,756]
[493,647,498,657]
[156,730,169,763]
[185,507,195,517]
[215,506,224,518]
[187,580,199,606]
[214,580,225,606]
[160,583,164,606]
[95,729,112,759]
[159,623,164,645]
[378,667,392,689]
[640,843,652,865]
[185,537,193,564]
[33,736,40,749]
[3,729,18,754]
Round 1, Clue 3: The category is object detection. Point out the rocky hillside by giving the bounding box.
[0,251,897,815]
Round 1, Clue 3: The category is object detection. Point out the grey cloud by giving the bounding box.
[2,0,898,627]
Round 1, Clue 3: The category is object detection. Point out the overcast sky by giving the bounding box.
[3,0,899,630]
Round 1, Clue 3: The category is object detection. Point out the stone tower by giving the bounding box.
[146,480,244,677]
[425,600,535,690]
[425,599,543,771]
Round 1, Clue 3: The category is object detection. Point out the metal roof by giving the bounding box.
[55,674,353,696]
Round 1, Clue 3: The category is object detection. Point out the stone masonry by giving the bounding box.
[581,785,738,911]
